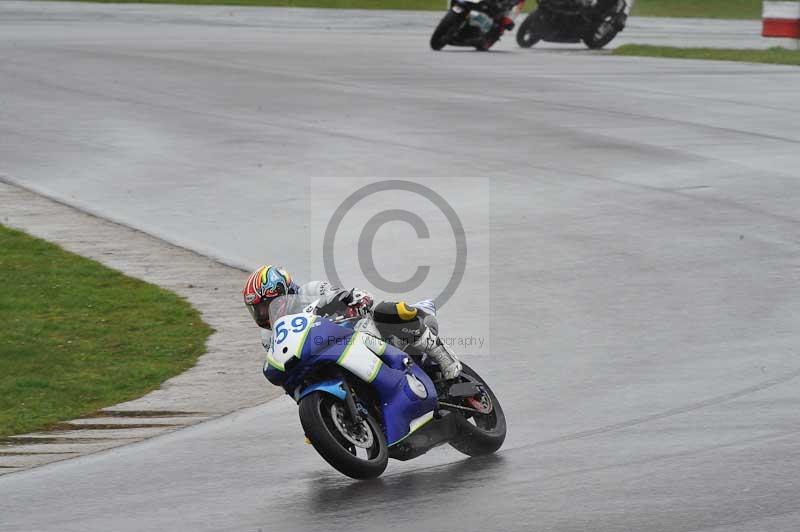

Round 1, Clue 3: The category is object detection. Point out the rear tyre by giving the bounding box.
[299,391,388,479]
[582,13,625,49]
[516,10,545,48]
[581,27,616,49]
[448,363,507,456]
[431,10,466,50]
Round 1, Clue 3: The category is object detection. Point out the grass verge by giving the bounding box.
[631,0,760,20]
[0,225,212,439]
[44,0,763,16]
[614,45,800,66]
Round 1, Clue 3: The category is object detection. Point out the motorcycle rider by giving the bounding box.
[481,3,518,48]
[242,265,463,381]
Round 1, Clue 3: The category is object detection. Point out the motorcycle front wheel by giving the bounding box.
[299,391,388,479]
[448,362,507,456]
[431,10,467,50]
[516,9,546,48]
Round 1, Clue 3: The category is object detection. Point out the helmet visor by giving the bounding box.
[247,299,272,329]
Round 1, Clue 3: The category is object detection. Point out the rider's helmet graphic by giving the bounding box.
[242,265,298,329]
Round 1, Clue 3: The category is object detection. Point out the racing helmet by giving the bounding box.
[242,265,298,329]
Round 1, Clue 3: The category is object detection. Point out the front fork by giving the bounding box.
[339,372,364,424]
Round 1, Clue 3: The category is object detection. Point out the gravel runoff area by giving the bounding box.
[0,180,278,475]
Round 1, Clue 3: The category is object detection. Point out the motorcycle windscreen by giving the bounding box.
[264,295,321,371]
[269,294,321,327]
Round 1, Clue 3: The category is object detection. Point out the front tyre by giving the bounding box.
[516,10,545,48]
[448,363,507,456]
[299,392,388,479]
[431,10,466,50]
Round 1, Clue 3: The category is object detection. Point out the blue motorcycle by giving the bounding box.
[264,295,506,479]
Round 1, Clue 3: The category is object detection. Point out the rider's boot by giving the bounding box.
[368,301,463,379]
[411,327,463,380]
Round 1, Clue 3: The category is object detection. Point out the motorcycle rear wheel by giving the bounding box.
[582,13,625,49]
[431,10,466,50]
[448,363,507,456]
[299,391,388,479]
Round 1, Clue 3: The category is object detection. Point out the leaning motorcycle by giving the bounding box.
[516,0,628,49]
[431,0,525,51]
[263,295,506,479]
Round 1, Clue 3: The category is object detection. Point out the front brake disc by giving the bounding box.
[330,403,374,449]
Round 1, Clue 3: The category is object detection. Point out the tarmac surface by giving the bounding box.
[1,3,800,532]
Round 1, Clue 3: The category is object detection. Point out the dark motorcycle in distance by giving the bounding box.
[431,0,525,51]
[516,0,628,49]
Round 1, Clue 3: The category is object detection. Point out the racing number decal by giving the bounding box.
[274,316,309,345]
[267,313,315,371]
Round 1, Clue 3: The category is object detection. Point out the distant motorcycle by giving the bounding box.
[431,0,525,51]
[516,0,628,49]
[264,295,506,479]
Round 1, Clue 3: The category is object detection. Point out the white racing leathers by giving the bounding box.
[355,299,463,380]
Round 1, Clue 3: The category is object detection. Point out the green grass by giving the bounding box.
[614,45,800,66]
[631,0,760,20]
[47,0,763,16]
[0,225,212,439]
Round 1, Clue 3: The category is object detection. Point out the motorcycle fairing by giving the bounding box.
[373,348,439,445]
[282,316,438,446]
[388,409,460,461]
[296,379,347,402]
[266,313,318,371]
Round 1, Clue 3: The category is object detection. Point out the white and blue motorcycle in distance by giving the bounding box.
[264,295,506,479]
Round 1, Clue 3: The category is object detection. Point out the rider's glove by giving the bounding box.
[339,288,374,319]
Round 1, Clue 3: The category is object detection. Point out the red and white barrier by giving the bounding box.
[762,1,800,48]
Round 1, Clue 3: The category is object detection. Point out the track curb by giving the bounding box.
[0,179,280,475]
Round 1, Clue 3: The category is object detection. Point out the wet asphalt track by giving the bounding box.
[2,3,800,531]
